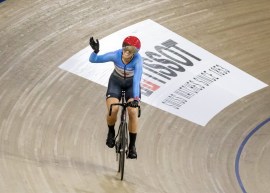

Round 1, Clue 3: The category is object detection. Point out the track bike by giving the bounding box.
[109,90,141,180]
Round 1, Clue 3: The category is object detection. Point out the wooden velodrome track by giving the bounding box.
[1,0,270,192]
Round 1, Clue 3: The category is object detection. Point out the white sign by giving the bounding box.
[59,19,268,126]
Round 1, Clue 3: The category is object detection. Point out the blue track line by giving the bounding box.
[235,117,270,193]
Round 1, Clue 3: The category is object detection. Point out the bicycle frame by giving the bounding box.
[109,90,140,180]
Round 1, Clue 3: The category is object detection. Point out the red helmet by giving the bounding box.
[122,36,141,51]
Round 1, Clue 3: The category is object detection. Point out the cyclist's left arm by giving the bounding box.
[133,56,143,101]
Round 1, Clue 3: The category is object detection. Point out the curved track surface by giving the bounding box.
[1,1,270,192]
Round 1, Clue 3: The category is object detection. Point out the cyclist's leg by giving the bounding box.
[105,73,122,148]
[106,97,120,126]
[126,84,140,158]
[106,72,122,125]
[127,101,138,158]
[127,98,139,133]
[126,80,140,134]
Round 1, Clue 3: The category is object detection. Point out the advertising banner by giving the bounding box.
[59,19,267,126]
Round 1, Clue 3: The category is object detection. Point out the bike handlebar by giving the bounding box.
[109,102,141,118]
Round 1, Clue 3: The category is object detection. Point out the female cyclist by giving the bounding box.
[89,36,143,159]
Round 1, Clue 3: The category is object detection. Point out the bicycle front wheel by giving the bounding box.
[119,122,127,180]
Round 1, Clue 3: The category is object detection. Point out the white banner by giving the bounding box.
[59,19,268,126]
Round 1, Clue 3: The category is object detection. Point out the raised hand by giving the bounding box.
[89,37,99,53]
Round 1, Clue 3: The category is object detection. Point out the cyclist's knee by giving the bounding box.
[109,107,119,116]
[107,110,117,124]
[106,97,119,116]
[128,108,137,119]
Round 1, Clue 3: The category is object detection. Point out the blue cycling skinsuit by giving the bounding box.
[89,49,143,101]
